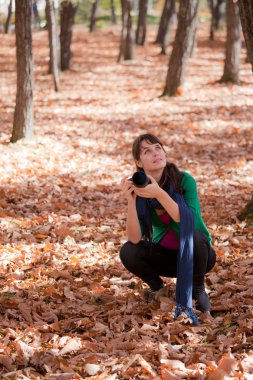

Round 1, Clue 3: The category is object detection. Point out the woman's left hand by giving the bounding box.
[133,175,164,199]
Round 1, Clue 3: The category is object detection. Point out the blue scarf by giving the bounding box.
[136,183,199,326]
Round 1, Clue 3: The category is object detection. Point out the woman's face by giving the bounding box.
[136,140,166,173]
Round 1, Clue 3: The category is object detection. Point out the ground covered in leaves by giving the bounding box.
[0,22,252,379]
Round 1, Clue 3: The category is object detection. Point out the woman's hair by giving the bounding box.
[132,133,183,193]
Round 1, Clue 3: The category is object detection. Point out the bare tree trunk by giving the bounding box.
[213,0,224,29]
[111,0,117,24]
[5,0,13,34]
[118,0,135,61]
[155,0,175,55]
[188,6,198,57]
[220,0,241,84]
[245,48,250,63]
[163,0,199,96]
[208,0,215,40]
[237,195,253,223]
[136,0,148,45]
[46,0,60,91]
[238,0,253,71]
[60,0,78,71]
[11,0,34,143]
[236,1,253,221]
[90,0,99,32]
[209,0,224,40]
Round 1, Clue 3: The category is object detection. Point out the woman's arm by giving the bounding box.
[133,176,180,223]
[126,200,142,243]
[156,190,180,222]
[121,176,142,243]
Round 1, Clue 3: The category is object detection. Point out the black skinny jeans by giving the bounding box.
[120,230,216,292]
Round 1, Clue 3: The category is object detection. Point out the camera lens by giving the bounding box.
[132,172,150,188]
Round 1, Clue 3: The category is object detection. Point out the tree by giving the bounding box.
[155,0,175,54]
[163,0,199,96]
[11,0,34,143]
[5,0,13,34]
[237,195,253,223]
[237,0,253,223]
[118,0,135,61]
[90,0,99,32]
[60,0,78,70]
[238,0,253,70]
[46,0,60,91]
[111,0,117,24]
[136,0,148,45]
[220,0,241,84]
[208,0,225,40]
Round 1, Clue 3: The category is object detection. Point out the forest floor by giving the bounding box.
[0,22,253,380]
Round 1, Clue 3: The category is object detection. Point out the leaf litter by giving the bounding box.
[0,23,252,379]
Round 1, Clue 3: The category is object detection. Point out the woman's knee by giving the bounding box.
[119,241,139,264]
[193,230,207,245]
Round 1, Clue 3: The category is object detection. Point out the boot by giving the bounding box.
[192,285,211,313]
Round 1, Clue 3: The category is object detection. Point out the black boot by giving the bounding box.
[192,285,211,313]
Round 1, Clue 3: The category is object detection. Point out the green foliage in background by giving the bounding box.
[76,0,121,24]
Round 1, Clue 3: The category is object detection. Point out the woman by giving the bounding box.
[120,134,216,325]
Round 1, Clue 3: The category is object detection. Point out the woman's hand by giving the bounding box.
[120,176,136,203]
[133,175,164,199]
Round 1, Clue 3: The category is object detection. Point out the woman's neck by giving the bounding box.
[146,168,164,183]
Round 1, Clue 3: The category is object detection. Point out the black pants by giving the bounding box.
[120,230,216,291]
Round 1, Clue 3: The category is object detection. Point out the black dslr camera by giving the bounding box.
[131,172,150,188]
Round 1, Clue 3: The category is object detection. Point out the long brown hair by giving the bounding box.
[132,134,183,193]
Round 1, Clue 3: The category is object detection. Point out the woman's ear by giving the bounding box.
[135,160,143,168]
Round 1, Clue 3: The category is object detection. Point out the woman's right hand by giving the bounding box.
[120,176,136,203]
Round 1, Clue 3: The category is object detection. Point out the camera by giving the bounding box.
[131,172,150,188]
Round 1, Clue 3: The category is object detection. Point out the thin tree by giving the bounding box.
[136,0,148,45]
[220,0,241,84]
[90,0,99,32]
[163,0,199,96]
[111,0,117,24]
[11,0,34,143]
[238,0,253,70]
[46,0,60,91]
[155,0,175,54]
[60,0,78,70]
[188,4,198,57]
[5,0,13,34]
[237,0,253,222]
[118,0,135,61]
[209,0,225,39]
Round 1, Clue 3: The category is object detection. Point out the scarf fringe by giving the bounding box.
[174,303,199,326]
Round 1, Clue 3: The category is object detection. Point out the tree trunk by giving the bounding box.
[220,0,241,84]
[5,0,13,34]
[208,0,215,39]
[11,0,34,143]
[238,0,253,71]
[213,0,224,29]
[188,7,198,57]
[155,0,175,55]
[136,0,148,45]
[90,0,99,32]
[60,0,78,71]
[32,0,41,28]
[237,195,253,223]
[46,0,60,91]
[163,0,199,96]
[209,0,224,40]
[111,0,117,24]
[118,0,135,61]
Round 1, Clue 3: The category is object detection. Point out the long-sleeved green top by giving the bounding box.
[140,171,212,245]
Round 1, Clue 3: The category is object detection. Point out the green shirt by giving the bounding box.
[140,171,212,245]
